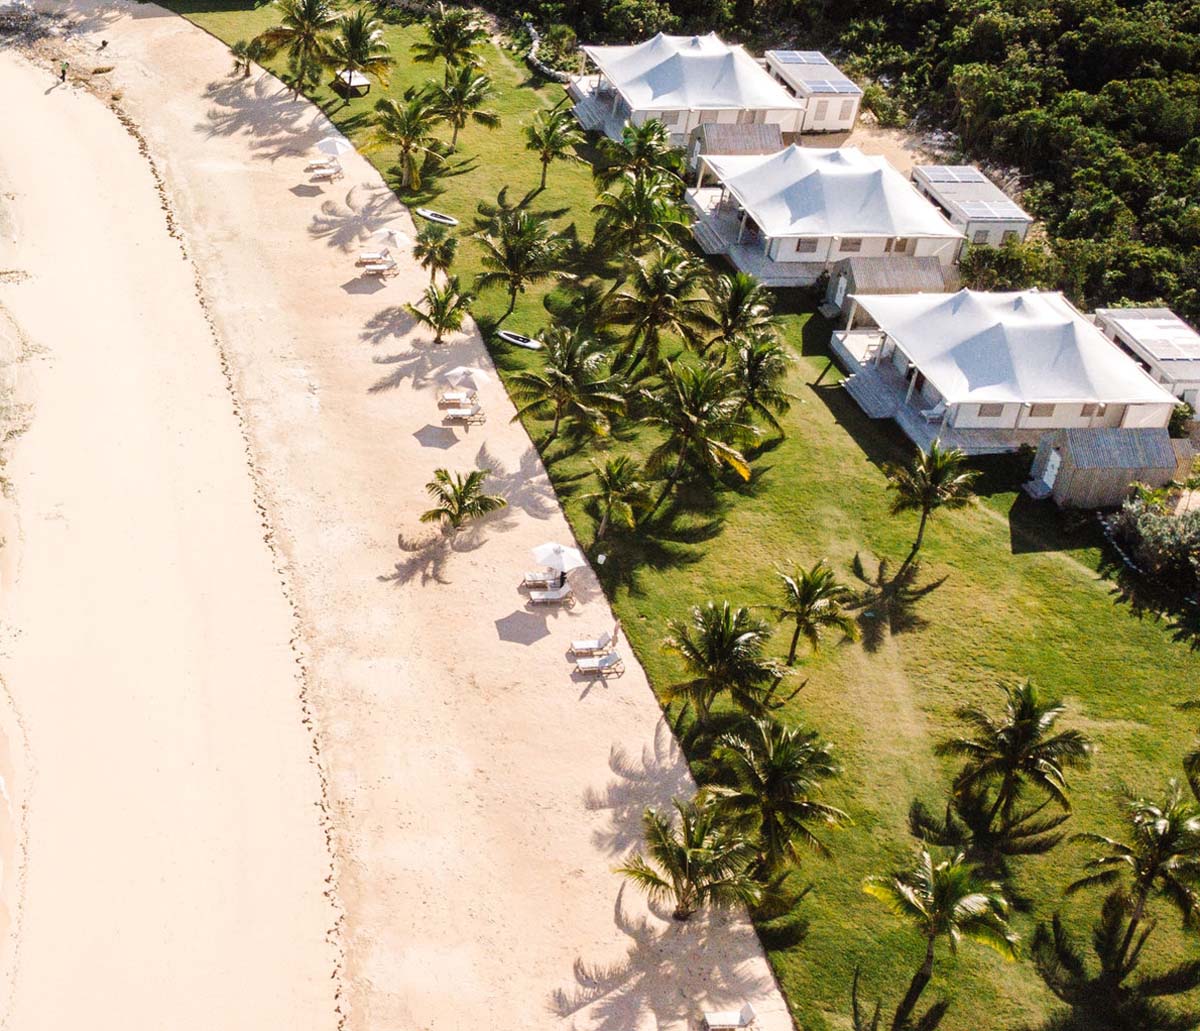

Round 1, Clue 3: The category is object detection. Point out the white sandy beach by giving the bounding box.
[0,3,796,1028]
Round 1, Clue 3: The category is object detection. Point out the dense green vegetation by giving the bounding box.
[157,3,1200,1029]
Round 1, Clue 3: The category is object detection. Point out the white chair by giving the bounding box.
[311,165,345,183]
[305,158,339,172]
[522,569,564,589]
[444,404,486,425]
[356,247,390,265]
[702,1003,756,1030]
[438,388,477,408]
[362,260,397,278]
[529,583,573,606]
[574,651,623,677]
[570,630,612,657]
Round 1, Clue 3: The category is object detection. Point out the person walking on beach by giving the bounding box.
[59,60,67,83]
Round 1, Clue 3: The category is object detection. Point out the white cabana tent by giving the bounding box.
[845,289,1178,433]
[573,33,805,141]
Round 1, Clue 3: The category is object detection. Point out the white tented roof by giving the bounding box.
[850,289,1180,406]
[703,146,963,240]
[1094,308,1200,379]
[765,50,862,96]
[581,33,804,112]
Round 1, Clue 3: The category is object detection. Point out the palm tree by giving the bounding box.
[419,468,507,532]
[592,170,691,257]
[885,440,979,573]
[525,101,586,190]
[617,798,761,921]
[732,334,796,436]
[432,65,500,150]
[366,87,444,190]
[640,362,754,520]
[252,0,337,97]
[937,681,1092,835]
[508,326,625,444]
[325,6,393,88]
[473,208,566,322]
[412,222,458,284]
[229,38,267,78]
[662,601,788,725]
[405,276,472,346]
[863,849,1019,1031]
[595,118,683,189]
[709,717,847,872]
[411,2,488,82]
[605,248,711,373]
[769,561,859,666]
[1068,780,1200,967]
[703,272,778,358]
[581,456,649,540]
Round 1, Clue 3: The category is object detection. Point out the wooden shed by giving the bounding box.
[687,122,784,181]
[1026,427,1189,508]
[823,256,955,319]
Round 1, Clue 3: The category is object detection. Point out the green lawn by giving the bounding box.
[158,4,1200,1028]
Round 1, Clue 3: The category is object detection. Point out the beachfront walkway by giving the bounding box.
[19,1,797,1028]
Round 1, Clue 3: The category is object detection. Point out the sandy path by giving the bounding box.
[0,49,338,1031]
[14,2,798,1028]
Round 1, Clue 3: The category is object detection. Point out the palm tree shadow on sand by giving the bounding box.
[199,74,323,160]
[308,182,409,252]
[549,885,776,1030]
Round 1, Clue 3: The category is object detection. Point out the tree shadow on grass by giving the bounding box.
[1097,550,1200,653]
[592,508,723,599]
[386,153,479,207]
[808,381,911,472]
[849,552,947,653]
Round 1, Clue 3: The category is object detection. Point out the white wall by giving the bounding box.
[962,219,1033,247]
[911,236,961,266]
[943,401,1166,430]
[800,94,860,132]
[1122,403,1177,429]
[638,106,803,140]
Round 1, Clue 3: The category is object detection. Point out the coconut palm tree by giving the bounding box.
[508,326,625,444]
[1068,780,1200,966]
[732,334,796,436]
[419,468,507,532]
[473,207,566,322]
[769,560,859,666]
[605,248,711,373]
[405,276,472,345]
[709,717,847,872]
[325,6,393,88]
[252,0,337,97]
[432,65,500,150]
[640,362,754,520]
[411,1,488,82]
[863,849,1019,1031]
[592,170,691,257]
[703,271,778,358]
[937,680,1092,834]
[229,38,267,78]
[617,797,762,921]
[885,440,979,574]
[366,87,445,191]
[525,101,586,190]
[581,456,649,540]
[662,601,788,725]
[595,118,683,189]
[412,222,458,284]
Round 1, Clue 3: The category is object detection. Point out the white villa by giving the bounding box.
[568,33,805,143]
[763,50,862,132]
[832,289,1179,454]
[1094,307,1200,410]
[686,145,963,286]
[910,165,1033,250]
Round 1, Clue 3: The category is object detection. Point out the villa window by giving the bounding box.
[1081,403,1107,417]
[795,238,819,254]
[814,100,829,120]
[977,403,1004,418]
[660,109,681,126]
[973,229,991,245]
[1028,403,1055,418]
[1001,230,1020,244]
[839,99,854,121]
[839,238,862,253]
[699,110,718,123]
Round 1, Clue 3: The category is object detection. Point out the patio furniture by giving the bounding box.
[362,260,397,278]
[305,158,340,173]
[529,583,574,606]
[332,69,370,97]
[356,247,390,265]
[311,165,345,183]
[444,404,486,424]
[702,1003,757,1030]
[570,630,613,657]
[574,651,624,677]
[920,400,947,423]
[437,388,476,407]
[522,569,565,590]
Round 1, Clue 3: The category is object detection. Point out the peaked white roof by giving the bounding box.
[850,289,1180,406]
[581,33,804,112]
[703,146,963,240]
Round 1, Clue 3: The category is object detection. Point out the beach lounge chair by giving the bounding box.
[529,583,573,606]
[570,630,612,657]
[356,247,390,265]
[523,568,565,589]
[362,260,397,278]
[445,404,486,425]
[311,165,345,183]
[574,651,624,677]
[702,1003,756,1030]
[438,388,477,407]
[305,158,340,172]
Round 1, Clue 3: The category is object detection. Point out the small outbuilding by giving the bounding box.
[763,50,862,132]
[1026,427,1188,509]
[824,255,954,316]
[687,122,784,179]
[910,165,1032,250]
[332,69,370,97]
[1093,307,1200,410]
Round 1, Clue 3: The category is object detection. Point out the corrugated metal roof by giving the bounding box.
[836,256,948,293]
[691,122,784,155]
[1060,427,1178,470]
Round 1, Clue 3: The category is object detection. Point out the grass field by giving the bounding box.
[156,4,1200,1027]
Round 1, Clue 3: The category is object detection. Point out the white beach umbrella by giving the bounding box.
[373,226,412,249]
[444,366,491,390]
[531,542,586,573]
[316,135,354,157]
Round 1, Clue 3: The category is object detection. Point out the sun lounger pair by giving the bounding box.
[438,388,477,407]
[311,165,345,183]
[569,630,613,657]
[529,583,573,606]
[444,404,486,424]
[573,651,623,677]
[362,259,398,278]
[305,158,340,173]
[522,569,565,590]
[356,247,390,265]
[703,1003,756,1030]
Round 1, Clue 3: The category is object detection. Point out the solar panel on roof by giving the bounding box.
[772,50,830,65]
[960,199,1026,219]
[806,77,858,93]
[921,165,989,183]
